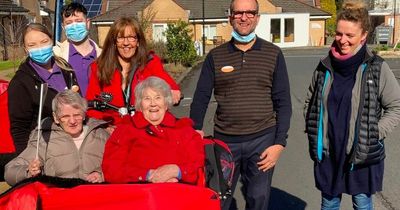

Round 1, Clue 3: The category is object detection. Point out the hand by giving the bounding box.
[28,159,42,178]
[257,145,284,172]
[86,172,103,183]
[105,125,116,134]
[195,130,204,138]
[171,90,182,105]
[148,164,180,183]
[165,178,179,183]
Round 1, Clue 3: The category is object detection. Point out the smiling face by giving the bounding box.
[335,20,368,55]
[116,26,138,62]
[229,0,260,36]
[24,29,52,51]
[140,87,168,126]
[53,104,85,138]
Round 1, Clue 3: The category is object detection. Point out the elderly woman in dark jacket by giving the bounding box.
[102,77,204,184]
[5,90,109,186]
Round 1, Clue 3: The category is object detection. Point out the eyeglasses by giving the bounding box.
[116,36,138,43]
[231,10,258,19]
[58,114,84,123]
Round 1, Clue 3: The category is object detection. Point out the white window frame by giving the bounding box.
[152,23,168,42]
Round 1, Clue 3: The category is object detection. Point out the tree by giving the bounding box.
[164,20,197,66]
[0,14,29,67]
[321,0,337,36]
[138,5,157,36]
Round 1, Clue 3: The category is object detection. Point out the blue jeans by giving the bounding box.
[321,193,373,210]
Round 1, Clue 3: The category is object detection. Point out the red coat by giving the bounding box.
[102,111,205,184]
[86,53,179,125]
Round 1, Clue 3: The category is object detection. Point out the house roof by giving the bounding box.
[270,0,330,16]
[92,0,152,22]
[93,0,330,23]
[175,0,230,19]
[0,0,29,14]
[106,0,133,11]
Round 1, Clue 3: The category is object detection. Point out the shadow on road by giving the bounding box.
[229,187,307,210]
[269,187,307,210]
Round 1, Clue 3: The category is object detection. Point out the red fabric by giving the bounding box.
[102,111,205,184]
[85,53,180,125]
[0,79,15,153]
[0,182,220,210]
[0,182,42,210]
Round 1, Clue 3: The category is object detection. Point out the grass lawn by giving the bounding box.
[0,60,21,71]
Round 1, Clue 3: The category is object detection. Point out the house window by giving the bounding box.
[202,25,217,40]
[152,24,167,42]
[284,18,294,42]
[271,19,281,43]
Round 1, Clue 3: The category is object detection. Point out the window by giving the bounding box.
[152,24,167,42]
[202,25,217,40]
[271,19,281,43]
[284,18,294,42]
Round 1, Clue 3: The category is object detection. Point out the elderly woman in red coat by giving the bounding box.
[102,77,204,184]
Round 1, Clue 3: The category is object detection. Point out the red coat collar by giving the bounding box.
[133,111,177,128]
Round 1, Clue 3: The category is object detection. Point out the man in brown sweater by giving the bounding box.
[190,0,292,209]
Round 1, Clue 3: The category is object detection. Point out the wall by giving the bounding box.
[309,19,325,46]
[385,14,400,44]
[256,13,310,48]
[20,1,42,23]
[149,0,188,22]
[96,25,111,48]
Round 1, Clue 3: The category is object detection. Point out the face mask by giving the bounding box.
[231,30,256,43]
[28,45,53,64]
[64,22,88,42]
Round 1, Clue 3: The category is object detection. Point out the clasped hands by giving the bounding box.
[147,164,180,183]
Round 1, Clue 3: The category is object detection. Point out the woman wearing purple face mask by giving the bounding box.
[0,23,81,182]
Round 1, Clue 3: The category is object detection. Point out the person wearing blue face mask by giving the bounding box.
[190,0,291,209]
[1,23,80,182]
[53,2,102,97]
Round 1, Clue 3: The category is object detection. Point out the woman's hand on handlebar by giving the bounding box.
[171,90,181,105]
[106,125,116,135]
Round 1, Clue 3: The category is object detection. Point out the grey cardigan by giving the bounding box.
[4,117,109,186]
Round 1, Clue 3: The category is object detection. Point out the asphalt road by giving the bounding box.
[171,47,400,210]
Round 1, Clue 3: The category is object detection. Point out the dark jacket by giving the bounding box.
[305,50,400,166]
[7,58,79,155]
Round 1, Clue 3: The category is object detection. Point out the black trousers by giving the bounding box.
[222,130,276,210]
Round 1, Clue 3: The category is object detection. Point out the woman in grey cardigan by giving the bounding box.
[5,90,109,186]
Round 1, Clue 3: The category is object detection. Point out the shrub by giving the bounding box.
[164,20,198,67]
[148,41,168,62]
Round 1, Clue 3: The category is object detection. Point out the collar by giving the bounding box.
[69,40,97,58]
[227,36,262,53]
[132,111,177,129]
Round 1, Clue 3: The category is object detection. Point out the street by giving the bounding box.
[171,47,400,210]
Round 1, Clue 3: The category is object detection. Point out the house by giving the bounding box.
[92,0,331,48]
[0,0,29,60]
[369,0,400,44]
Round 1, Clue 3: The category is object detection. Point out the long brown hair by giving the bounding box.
[22,23,72,71]
[97,17,148,86]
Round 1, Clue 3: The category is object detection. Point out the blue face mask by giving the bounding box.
[28,45,53,64]
[64,22,89,42]
[231,30,256,43]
